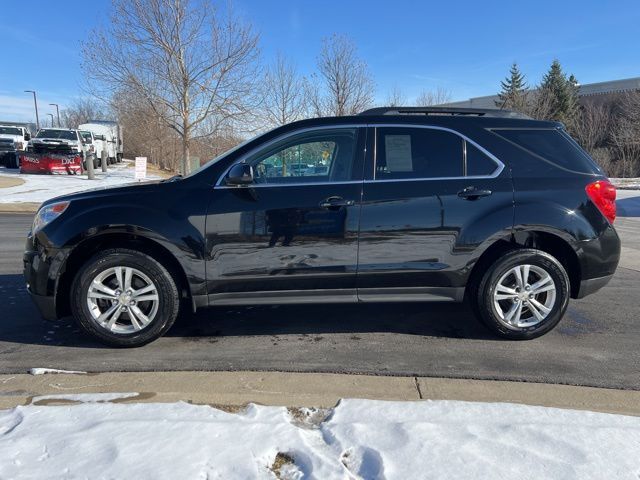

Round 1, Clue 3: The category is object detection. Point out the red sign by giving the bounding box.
[20,153,83,175]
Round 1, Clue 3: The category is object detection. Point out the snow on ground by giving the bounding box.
[29,368,87,375]
[0,162,160,204]
[1,397,639,480]
[611,178,640,189]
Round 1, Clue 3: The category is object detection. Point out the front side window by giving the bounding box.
[375,127,499,180]
[249,128,358,184]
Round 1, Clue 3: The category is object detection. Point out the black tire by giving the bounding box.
[71,248,180,347]
[471,249,570,340]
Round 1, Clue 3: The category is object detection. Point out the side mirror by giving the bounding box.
[225,163,254,186]
[24,133,31,141]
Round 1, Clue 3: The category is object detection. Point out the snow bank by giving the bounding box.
[611,177,640,190]
[29,368,86,375]
[0,162,160,204]
[1,398,639,479]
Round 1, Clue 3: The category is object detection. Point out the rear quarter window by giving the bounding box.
[491,128,603,175]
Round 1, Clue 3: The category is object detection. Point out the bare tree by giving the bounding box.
[306,34,375,117]
[521,88,554,120]
[572,102,611,153]
[385,86,406,107]
[82,0,260,175]
[415,87,452,106]
[60,98,107,128]
[610,90,640,177]
[262,53,305,127]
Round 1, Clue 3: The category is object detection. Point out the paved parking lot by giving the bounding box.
[1,192,638,389]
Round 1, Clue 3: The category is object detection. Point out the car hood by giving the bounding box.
[41,179,166,208]
[0,134,20,141]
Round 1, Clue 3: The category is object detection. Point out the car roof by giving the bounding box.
[272,111,562,134]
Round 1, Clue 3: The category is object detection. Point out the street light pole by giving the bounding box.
[24,90,40,130]
[49,103,60,127]
[46,113,54,128]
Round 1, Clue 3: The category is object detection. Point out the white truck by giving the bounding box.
[0,125,30,168]
[78,121,123,164]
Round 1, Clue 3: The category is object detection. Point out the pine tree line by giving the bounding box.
[497,61,640,177]
[496,60,580,128]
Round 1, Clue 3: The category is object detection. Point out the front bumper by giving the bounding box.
[23,240,66,321]
[576,273,615,299]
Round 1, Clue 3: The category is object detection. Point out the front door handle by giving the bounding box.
[457,186,492,200]
[319,196,355,210]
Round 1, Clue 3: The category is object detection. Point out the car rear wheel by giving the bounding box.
[472,249,570,340]
[71,248,179,347]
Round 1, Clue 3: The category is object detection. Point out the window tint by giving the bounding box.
[467,143,498,176]
[376,128,463,179]
[249,129,357,184]
[492,128,601,174]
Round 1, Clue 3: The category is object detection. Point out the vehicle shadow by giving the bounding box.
[0,273,495,348]
[617,196,640,217]
[168,301,495,341]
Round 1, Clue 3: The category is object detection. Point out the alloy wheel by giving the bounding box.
[86,266,159,334]
[492,264,557,329]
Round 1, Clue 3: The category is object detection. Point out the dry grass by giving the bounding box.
[124,160,175,179]
[287,406,332,429]
[0,202,40,213]
[270,452,296,479]
[0,176,25,189]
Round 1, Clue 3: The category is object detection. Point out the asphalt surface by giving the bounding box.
[1,196,639,389]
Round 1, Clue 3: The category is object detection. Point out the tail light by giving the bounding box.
[585,180,616,223]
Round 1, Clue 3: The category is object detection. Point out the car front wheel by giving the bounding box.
[71,248,180,347]
[473,249,570,340]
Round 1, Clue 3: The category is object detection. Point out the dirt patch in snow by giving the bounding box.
[0,176,24,189]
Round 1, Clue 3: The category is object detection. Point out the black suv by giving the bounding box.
[24,107,620,347]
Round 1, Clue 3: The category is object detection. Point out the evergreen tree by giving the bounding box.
[539,60,580,126]
[496,63,528,112]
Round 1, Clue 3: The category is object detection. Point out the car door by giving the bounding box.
[205,126,366,304]
[357,125,513,302]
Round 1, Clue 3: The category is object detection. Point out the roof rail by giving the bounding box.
[358,106,530,119]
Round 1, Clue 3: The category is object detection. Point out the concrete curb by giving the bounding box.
[1,371,639,416]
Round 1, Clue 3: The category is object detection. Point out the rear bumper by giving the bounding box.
[576,273,614,299]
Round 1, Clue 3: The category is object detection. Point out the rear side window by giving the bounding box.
[492,128,602,174]
[375,127,500,180]
[467,143,499,176]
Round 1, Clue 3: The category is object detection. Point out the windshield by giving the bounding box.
[0,127,21,135]
[36,129,77,141]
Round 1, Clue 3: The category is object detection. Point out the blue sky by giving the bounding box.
[1,0,639,122]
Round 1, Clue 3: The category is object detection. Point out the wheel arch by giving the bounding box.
[56,232,191,318]
[467,229,582,299]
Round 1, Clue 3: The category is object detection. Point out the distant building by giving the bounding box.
[442,76,640,109]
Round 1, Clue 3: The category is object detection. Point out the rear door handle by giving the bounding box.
[457,186,492,200]
[319,196,355,209]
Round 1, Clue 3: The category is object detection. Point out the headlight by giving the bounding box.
[32,201,70,233]
[15,142,24,150]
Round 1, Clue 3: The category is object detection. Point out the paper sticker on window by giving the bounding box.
[384,135,413,172]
